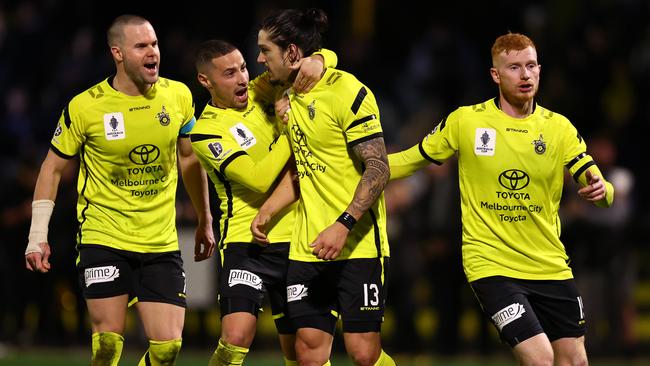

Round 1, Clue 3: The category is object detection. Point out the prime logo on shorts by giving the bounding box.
[228,269,262,290]
[491,302,526,331]
[84,266,120,287]
[287,284,308,302]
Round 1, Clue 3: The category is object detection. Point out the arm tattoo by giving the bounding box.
[349,137,390,218]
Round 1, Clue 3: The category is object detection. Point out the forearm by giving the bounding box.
[226,135,291,192]
[347,138,390,219]
[259,166,299,217]
[388,143,431,180]
[179,153,212,223]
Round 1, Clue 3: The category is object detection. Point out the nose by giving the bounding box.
[521,67,531,79]
[256,52,265,64]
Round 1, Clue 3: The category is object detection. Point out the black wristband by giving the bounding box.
[336,212,357,231]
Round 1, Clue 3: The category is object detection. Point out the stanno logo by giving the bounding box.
[287,284,308,302]
[506,127,528,133]
[498,169,530,190]
[228,269,262,290]
[84,266,120,287]
[129,105,151,112]
[129,144,160,165]
[491,303,526,330]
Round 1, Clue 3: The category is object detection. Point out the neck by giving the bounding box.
[497,94,534,119]
[113,71,151,96]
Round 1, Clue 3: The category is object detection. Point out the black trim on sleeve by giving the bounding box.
[438,115,448,131]
[64,105,72,129]
[346,114,376,132]
[350,87,367,114]
[418,142,442,165]
[347,132,383,148]
[572,161,595,183]
[566,152,586,170]
[219,151,247,175]
[49,144,76,159]
[190,133,222,142]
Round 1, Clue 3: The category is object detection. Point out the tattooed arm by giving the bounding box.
[310,137,390,260]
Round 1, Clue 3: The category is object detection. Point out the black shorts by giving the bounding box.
[77,245,186,308]
[218,243,291,331]
[470,276,586,347]
[286,257,390,334]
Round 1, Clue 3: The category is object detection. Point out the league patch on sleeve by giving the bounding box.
[229,122,256,150]
[207,142,223,158]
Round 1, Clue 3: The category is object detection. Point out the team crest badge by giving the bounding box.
[157,105,171,126]
[532,134,546,154]
[308,100,316,120]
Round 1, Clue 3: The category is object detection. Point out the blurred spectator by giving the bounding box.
[562,134,636,355]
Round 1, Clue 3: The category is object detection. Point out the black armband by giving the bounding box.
[336,212,357,231]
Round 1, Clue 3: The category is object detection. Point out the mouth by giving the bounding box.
[144,62,158,75]
[235,87,248,102]
[518,83,533,93]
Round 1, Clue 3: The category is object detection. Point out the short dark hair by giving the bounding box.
[107,14,150,47]
[195,40,238,72]
[260,8,328,56]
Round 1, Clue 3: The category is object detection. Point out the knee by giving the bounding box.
[348,348,381,366]
[147,338,182,365]
[295,339,328,366]
[92,332,124,366]
[222,330,253,348]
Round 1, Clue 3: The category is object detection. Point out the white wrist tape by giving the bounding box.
[26,199,55,255]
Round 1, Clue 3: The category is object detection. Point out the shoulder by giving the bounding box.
[157,77,192,98]
[536,104,572,125]
[192,105,237,135]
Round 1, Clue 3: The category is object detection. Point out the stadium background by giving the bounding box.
[1,0,648,364]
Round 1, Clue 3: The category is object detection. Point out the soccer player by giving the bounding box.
[388,32,614,365]
[24,15,216,366]
[252,8,395,366]
[190,39,336,366]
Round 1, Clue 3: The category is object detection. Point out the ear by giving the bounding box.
[197,73,210,89]
[490,67,500,84]
[110,46,123,62]
[288,44,300,63]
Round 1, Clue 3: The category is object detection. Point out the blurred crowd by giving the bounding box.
[1,0,648,358]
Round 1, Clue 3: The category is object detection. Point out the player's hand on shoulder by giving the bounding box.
[275,94,291,123]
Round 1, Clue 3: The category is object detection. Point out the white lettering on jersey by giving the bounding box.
[84,265,120,287]
[229,123,256,150]
[104,112,126,140]
[287,284,309,302]
[491,302,526,330]
[475,128,496,156]
[228,269,262,290]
